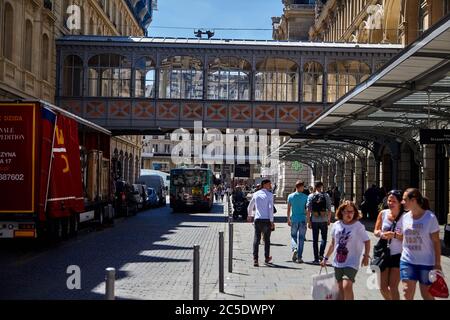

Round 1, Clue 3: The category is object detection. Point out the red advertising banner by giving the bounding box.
[0,103,37,213]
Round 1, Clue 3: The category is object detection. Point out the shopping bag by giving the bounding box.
[429,270,449,298]
[311,267,339,300]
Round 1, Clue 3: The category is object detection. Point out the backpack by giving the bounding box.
[312,192,327,213]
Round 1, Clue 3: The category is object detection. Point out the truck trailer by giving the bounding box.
[0,101,114,239]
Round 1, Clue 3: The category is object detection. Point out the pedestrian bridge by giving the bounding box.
[56,36,400,134]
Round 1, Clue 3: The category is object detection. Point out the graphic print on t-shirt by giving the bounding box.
[404,223,424,252]
[336,228,351,263]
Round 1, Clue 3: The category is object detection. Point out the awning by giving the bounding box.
[279,14,450,162]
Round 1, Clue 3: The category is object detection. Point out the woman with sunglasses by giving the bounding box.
[373,190,405,300]
[400,188,441,300]
[321,201,370,300]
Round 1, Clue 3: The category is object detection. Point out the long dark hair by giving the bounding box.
[404,188,430,210]
[387,189,405,217]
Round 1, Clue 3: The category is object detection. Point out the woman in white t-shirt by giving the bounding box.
[373,189,404,300]
[400,188,442,300]
[321,200,371,300]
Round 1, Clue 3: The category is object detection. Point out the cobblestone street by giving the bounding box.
[1,201,449,300]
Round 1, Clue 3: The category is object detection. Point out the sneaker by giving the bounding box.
[265,256,273,264]
[297,258,304,264]
[253,259,259,267]
[292,250,298,262]
[312,259,320,265]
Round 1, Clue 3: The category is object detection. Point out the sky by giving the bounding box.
[148,0,283,40]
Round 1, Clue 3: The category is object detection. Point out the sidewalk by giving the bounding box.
[207,203,450,300]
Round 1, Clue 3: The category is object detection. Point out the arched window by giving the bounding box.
[24,20,33,72]
[89,17,94,35]
[255,58,299,102]
[42,34,50,81]
[207,57,251,100]
[128,153,134,183]
[118,151,124,180]
[124,152,129,182]
[63,55,83,96]
[135,156,140,181]
[3,3,13,61]
[327,60,370,102]
[88,54,131,97]
[135,57,156,98]
[303,61,323,102]
[159,56,203,99]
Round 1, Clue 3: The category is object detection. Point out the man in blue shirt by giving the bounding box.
[287,180,308,263]
[247,179,275,267]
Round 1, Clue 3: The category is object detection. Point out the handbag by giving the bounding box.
[429,270,449,298]
[370,213,401,273]
[311,267,339,300]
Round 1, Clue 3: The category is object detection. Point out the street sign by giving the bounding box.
[420,129,450,144]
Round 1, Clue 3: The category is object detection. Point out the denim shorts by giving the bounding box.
[399,260,433,285]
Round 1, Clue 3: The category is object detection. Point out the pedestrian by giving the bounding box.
[332,186,341,211]
[287,180,308,263]
[373,189,405,300]
[400,188,441,300]
[321,200,371,300]
[363,184,380,220]
[307,181,332,264]
[247,179,275,267]
[220,187,225,202]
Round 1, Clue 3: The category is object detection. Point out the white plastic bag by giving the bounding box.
[311,267,339,300]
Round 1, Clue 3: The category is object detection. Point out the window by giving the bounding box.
[135,57,156,97]
[164,144,171,154]
[152,144,159,153]
[255,58,299,102]
[88,54,131,97]
[418,1,428,35]
[24,20,33,72]
[159,56,203,99]
[207,57,251,100]
[42,34,50,81]
[303,61,323,102]
[63,55,83,96]
[327,60,370,102]
[3,3,13,61]
[445,0,450,15]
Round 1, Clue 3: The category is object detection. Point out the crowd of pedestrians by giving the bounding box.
[245,178,444,300]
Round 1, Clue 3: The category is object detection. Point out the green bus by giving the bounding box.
[169,168,214,212]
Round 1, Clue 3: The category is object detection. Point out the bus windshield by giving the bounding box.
[172,170,207,187]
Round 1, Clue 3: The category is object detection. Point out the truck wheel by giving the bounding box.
[50,219,63,241]
[70,214,79,236]
[62,217,70,239]
[98,209,104,226]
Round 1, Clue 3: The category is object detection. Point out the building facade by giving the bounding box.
[272,0,316,41]
[0,0,153,184]
[309,0,450,45]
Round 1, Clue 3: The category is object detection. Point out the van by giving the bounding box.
[138,175,167,206]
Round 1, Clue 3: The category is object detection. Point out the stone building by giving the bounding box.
[0,0,153,184]
[272,0,316,41]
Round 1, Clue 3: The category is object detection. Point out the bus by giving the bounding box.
[170,168,214,212]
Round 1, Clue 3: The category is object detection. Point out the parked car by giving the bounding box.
[138,175,167,206]
[127,184,145,213]
[146,187,159,208]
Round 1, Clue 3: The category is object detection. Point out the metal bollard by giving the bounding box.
[105,267,115,300]
[228,223,233,273]
[219,231,224,293]
[193,245,200,300]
